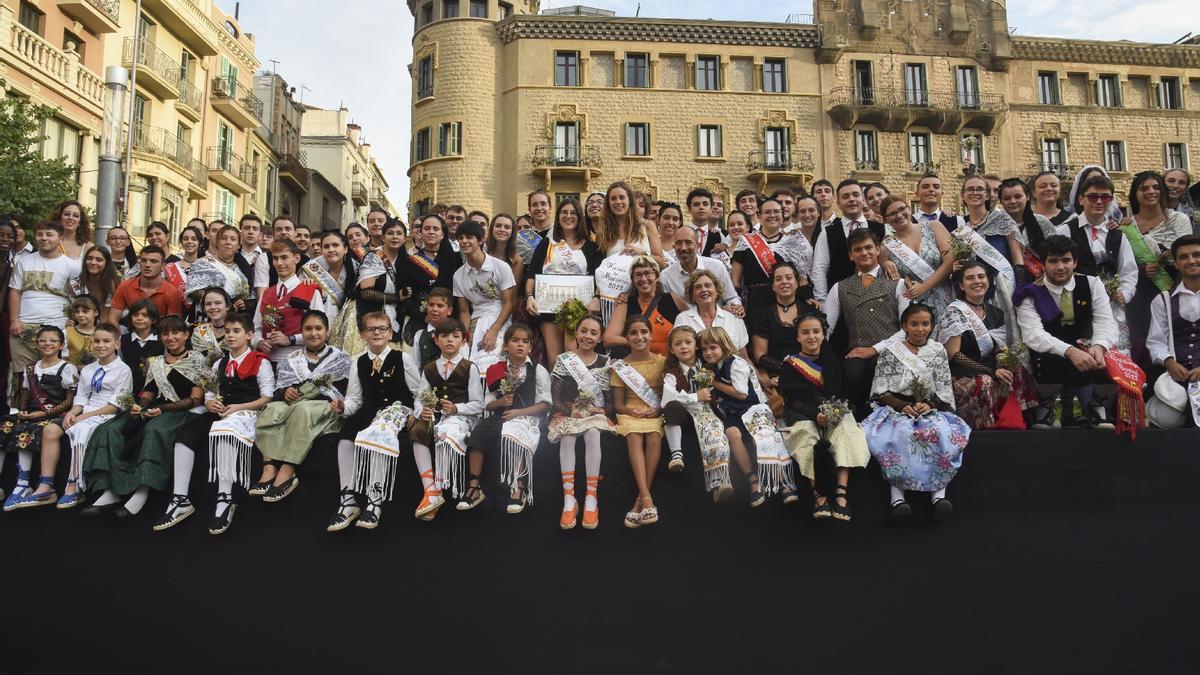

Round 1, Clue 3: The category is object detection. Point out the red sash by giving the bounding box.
[785,354,823,388]
[745,233,777,276]
[410,252,439,281]
[163,263,187,294]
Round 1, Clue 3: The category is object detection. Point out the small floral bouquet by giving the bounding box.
[692,367,715,392]
[233,278,251,303]
[554,297,589,333]
[1190,210,1200,228]
[570,388,603,417]
[910,375,931,405]
[197,373,221,403]
[262,303,282,331]
[817,398,852,428]
[1098,270,1123,305]
[73,348,96,367]
[949,234,975,262]
[116,393,137,411]
[499,376,518,396]
[472,280,501,300]
[996,342,1028,372]
[1157,250,1174,270]
[417,387,441,421]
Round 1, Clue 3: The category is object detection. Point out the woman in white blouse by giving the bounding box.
[674,269,749,358]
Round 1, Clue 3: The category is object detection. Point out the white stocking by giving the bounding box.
[665,424,682,452]
[17,449,33,475]
[583,429,602,478]
[173,444,194,497]
[123,486,150,514]
[932,488,947,501]
[216,478,233,516]
[413,443,434,490]
[336,440,355,491]
[93,490,120,507]
[558,435,577,473]
[889,486,906,505]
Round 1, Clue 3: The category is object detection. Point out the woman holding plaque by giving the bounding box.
[526,198,604,364]
[603,256,688,358]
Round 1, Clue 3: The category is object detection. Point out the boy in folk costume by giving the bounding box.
[253,238,333,366]
[167,314,274,535]
[328,312,422,532]
[1146,235,1200,428]
[17,324,130,509]
[1,326,78,510]
[412,287,455,372]
[464,323,551,515]
[451,221,516,374]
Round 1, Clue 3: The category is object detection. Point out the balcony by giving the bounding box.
[58,0,119,34]
[122,37,179,99]
[5,19,105,115]
[530,145,603,188]
[746,150,815,192]
[188,157,209,200]
[827,87,1007,135]
[141,0,219,56]
[1030,162,1075,178]
[370,186,387,210]
[853,159,881,174]
[907,161,942,176]
[175,78,203,121]
[206,146,256,195]
[129,124,195,177]
[278,153,310,194]
[210,76,263,130]
[351,180,369,206]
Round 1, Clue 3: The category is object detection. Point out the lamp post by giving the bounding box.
[95,65,129,248]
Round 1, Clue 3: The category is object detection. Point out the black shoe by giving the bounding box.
[115,506,136,520]
[247,480,272,497]
[208,494,236,535]
[80,501,123,517]
[1086,406,1115,430]
[153,495,195,532]
[832,485,852,522]
[263,476,299,503]
[932,497,954,522]
[889,500,911,523]
[355,503,381,529]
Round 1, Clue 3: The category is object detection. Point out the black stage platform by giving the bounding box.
[2,429,1197,674]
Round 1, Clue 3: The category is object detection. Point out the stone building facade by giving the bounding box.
[406,0,1200,216]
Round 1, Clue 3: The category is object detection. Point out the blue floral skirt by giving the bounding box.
[864,406,971,492]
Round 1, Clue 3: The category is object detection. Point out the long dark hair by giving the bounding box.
[1129,171,1167,216]
[79,245,119,305]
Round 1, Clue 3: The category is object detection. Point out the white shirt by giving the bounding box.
[252,274,333,362]
[22,358,78,391]
[662,361,701,408]
[1016,275,1118,357]
[1054,215,1138,302]
[660,257,741,308]
[9,252,79,327]
[823,265,909,353]
[811,215,870,301]
[72,358,133,413]
[480,358,552,408]
[674,306,750,351]
[452,254,516,316]
[1147,284,1200,366]
[342,346,423,418]
[414,351,484,418]
[240,245,271,291]
[202,348,276,401]
[915,209,944,224]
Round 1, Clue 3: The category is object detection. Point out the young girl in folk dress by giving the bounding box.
[610,316,667,528]
[1,327,78,510]
[465,323,551,515]
[780,313,871,522]
[661,325,733,502]
[65,295,99,367]
[865,303,972,523]
[699,327,797,507]
[549,314,616,530]
[190,287,232,361]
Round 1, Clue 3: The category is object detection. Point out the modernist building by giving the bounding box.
[300,105,396,227]
[405,0,1200,217]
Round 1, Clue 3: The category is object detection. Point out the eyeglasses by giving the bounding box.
[363,326,391,334]
[964,187,988,194]
[1084,193,1115,203]
[761,209,783,216]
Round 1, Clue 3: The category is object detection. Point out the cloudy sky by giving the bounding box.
[222,0,1200,212]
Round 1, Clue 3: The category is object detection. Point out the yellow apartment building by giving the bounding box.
[405,0,1200,216]
[300,105,396,227]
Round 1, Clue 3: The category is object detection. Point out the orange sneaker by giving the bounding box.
[582,475,601,530]
[415,470,444,520]
[560,471,577,530]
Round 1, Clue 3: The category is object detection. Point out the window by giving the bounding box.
[132,94,148,129]
[625,123,650,156]
[852,61,873,104]
[415,127,432,161]
[1096,75,1121,107]
[904,64,927,105]
[554,51,579,87]
[470,0,487,17]
[137,13,154,42]
[1165,143,1189,170]
[763,58,786,93]
[625,53,649,88]
[556,193,581,207]
[697,125,722,158]
[695,56,719,91]
[18,1,43,35]
[442,0,459,18]
[1041,138,1066,172]
[908,132,932,170]
[414,199,432,219]
[956,66,980,108]
[179,51,193,84]
[176,122,192,163]
[764,127,789,169]
[40,117,82,168]
[438,122,462,156]
[63,31,85,59]
[499,2,512,19]
[417,56,434,99]
[855,130,878,170]
[1158,77,1183,110]
[1102,141,1126,172]
[1037,72,1060,105]
[216,121,233,169]
[214,187,235,223]
[554,122,580,164]
[420,3,433,26]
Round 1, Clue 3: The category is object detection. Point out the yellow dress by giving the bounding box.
[66,326,95,366]
[610,353,666,436]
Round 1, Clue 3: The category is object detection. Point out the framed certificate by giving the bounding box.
[534,274,595,314]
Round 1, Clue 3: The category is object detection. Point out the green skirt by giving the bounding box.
[83,411,198,496]
[256,400,341,465]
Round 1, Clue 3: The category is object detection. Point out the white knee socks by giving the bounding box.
[665,424,682,452]
[123,486,150,514]
[93,490,120,507]
[413,443,434,490]
[890,486,906,505]
[932,488,947,501]
[336,440,355,491]
[173,444,194,497]
[560,436,577,511]
[216,477,233,516]
[583,429,601,478]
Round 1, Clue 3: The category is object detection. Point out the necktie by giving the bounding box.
[372,356,383,374]
[277,285,285,301]
[442,359,452,379]
[861,273,875,289]
[1059,288,1075,326]
[849,219,864,231]
[226,358,237,378]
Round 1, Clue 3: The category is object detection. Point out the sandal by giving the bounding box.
[262,476,299,503]
[638,498,659,525]
[506,483,528,515]
[355,500,382,529]
[9,476,56,510]
[811,492,833,519]
[581,476,601,530]
[624,498,643,529]
[208,494,237,535]
[781,486,799,506]
[153,495,195,531]
[328,489,361,532]
[2,469,32,511]
[415,470,444,521]
[560,471,577,530]
[832,484,852,522]
[712,483,734,504]
[456,474,485,511]
[746,471,765,508]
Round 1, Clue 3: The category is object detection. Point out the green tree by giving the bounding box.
[0,87,80,228]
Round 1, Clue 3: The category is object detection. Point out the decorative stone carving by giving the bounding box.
[545,104,588,140]
[410,166,437,204]
[496,16,819,48]
[758,110,799,149]
[625,176,660,201]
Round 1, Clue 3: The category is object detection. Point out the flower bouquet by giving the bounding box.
[910,375,931,406]
[262,304,282,331]
[197,373,222,403]
[417,387,441,422]
[472,280,501,300]
[1098,270,1123,306]
[115,393,137,411]
[233,278,251,303]
[949,234,975,262]
[692,367,715,393]
[814,397,852,452]
[554,297,589,334]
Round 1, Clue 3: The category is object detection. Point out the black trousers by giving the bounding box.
[842,355,877,419]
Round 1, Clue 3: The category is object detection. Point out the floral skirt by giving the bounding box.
[547,407,616,442]
[864,406,971,492]
[781,415,870,480]
[0,415,52,454]
[951,366,1039,430]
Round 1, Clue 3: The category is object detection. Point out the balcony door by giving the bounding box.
[217,121,233,170]
[904,64,927,105]
[554,122,579,165]
[956,66,980,108]
[764,127,789,169]
[853,61,873,104]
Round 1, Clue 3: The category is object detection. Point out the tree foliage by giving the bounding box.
[0,88,80,228]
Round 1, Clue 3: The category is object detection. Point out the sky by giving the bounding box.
[221,0,1200,212]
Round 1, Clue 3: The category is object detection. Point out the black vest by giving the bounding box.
[357,350,414,409]
[1067,221,1122,277]
[1042,275,1095,345]
[217,355,266,405]
[1171,292,1200,369]
[824,218,886,289]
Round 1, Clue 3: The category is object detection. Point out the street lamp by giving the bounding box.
[95,65,129,248]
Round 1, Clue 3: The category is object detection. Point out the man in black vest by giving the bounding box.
[1015,235,1119,429]
[1146,235,1200,427]
[327,311,421,531]
[811,179,888,303]
[1054,175,1137,309]
[235,214,270,302]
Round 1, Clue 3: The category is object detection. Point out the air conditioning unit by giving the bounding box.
[212,78,231,97]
